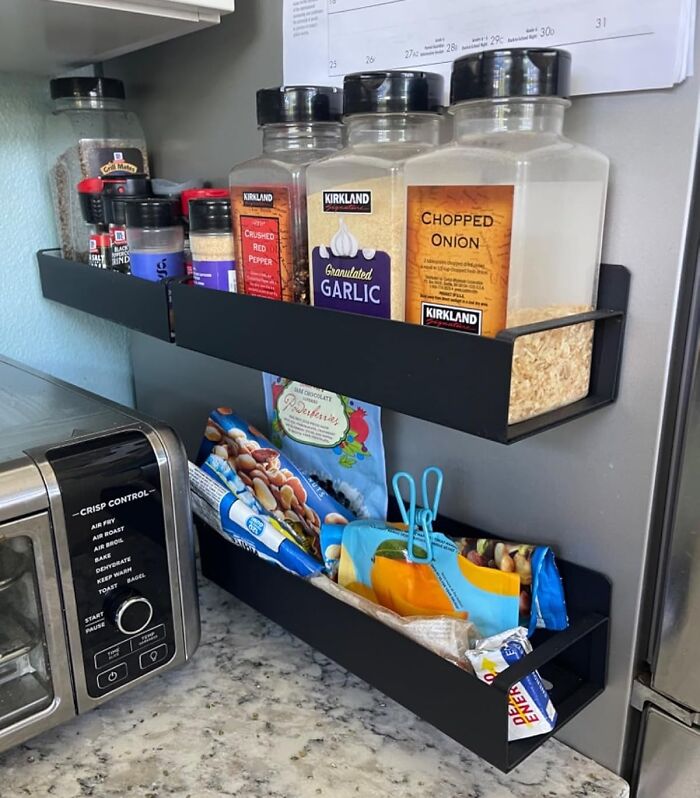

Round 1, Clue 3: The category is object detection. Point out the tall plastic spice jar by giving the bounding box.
[307,71,443,321]
[125,198,185,282]
[46,77,149,262]
[229,86,343,303]
[102,175,151,274]
[404,49,609,423]
[190,198,236,292]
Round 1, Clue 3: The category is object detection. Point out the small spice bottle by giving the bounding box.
[77,178,110,269]
[182,188,229,277]
[125,198,186,281]
[102,175,151,274]
[404,48,609,423]
[229,85,343,303]
[189,198,236,292]
[306,71,443,320]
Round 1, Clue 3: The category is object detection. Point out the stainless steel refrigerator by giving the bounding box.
[633,216,700,795]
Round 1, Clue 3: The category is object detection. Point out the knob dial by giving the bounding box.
[110,593,153,636]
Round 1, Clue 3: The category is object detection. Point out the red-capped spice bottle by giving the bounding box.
[181,188,229,277]
[77,178,110,268]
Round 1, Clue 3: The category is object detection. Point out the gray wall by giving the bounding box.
[110,1,700,772]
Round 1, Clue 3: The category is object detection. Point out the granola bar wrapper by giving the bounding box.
[466,627,557,741]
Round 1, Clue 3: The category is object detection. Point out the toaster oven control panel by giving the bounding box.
[48,431,177,699]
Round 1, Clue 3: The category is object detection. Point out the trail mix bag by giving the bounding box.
[263,374,387,520]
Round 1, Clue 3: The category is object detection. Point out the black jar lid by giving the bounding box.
[102,175,151,225]
[50,76,126,101]
[189,198,232,234]
[256,86,342,126]
[450,48,571,103]
[343,71,443,115]
[125,198,182,229]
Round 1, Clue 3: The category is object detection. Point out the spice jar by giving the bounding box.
[47,77,149,262]
[229,85,343,303]
[77,178,110,269]
[404,49,609,423]
[125,198,185,281]
[102,175,151,274]
[182,188,229,277]
[190,198,236,292]
[306,71,443,321]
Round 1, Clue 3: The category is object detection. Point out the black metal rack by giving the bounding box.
[197,511,610,773]
[38,249,172,341]
[37,251,629,442]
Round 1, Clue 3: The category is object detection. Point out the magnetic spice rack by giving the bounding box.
[196,505,611,773]
[38,249,629,443]
[38,246,614,770]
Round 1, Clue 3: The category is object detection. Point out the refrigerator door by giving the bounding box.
[649,290,700,709]
[637,707,700,797]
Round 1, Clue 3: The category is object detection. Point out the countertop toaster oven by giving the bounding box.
[0,357,199,753]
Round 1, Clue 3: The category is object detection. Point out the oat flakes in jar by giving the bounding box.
[307,71,443,321]
[404,49,609,424]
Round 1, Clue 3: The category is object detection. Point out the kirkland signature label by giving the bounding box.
[242,191,275,208]
[322,191,372,213]
[421,302,482,334]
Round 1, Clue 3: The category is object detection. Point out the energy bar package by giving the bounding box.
[466,627,557,741]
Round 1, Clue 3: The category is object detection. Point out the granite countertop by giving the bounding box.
[1,577,629,798]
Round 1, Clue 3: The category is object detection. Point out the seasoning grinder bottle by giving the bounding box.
[404,49,609,423]
[189,198,236,292]
[125,198,186,281]
[102,175,151,274]
[77,178,110,269]
[229,85,343,303]
[306,71,443,321]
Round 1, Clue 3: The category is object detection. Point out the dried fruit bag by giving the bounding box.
[263,374,387,519]
[453,539,568,635]
[336,520,522,638]
[197,408,354,559]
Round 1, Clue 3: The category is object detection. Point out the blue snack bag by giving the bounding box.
[263,374,387,520]
[189,463,322,578]
[197,407,354,560]
[454,539,568,635]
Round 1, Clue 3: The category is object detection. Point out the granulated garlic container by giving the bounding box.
[404,49,609,423]
[307,71,443,321]
[190,198,236,292]
[229,86,343,303]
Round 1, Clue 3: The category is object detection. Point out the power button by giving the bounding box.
[96,662,128,691]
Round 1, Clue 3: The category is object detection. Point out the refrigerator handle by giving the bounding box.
[632,674,700,727]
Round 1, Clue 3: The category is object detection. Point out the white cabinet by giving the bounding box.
[0,0,234,75]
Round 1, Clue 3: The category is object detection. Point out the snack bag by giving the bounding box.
[189,463,322,578]
[466,627,557,741]
[336,520,521,637]
[263,374,387,519]
[454,539,568,635]
[198,408,354,559]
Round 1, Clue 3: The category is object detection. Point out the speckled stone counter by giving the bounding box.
[0,578,629,798]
